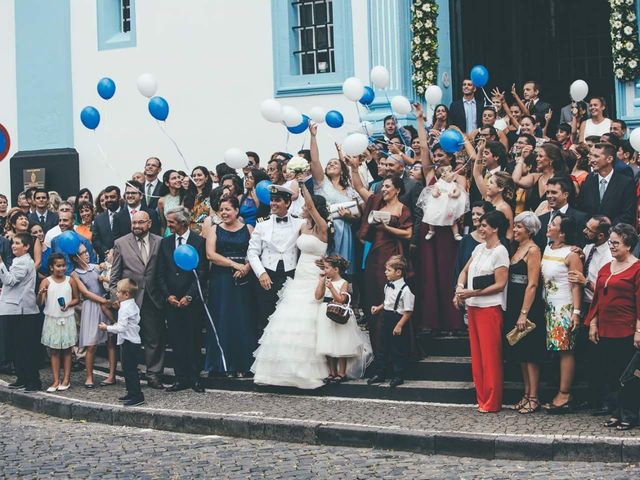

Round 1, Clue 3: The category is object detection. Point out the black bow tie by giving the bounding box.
[386,282,395,289]
[276,216,289,223]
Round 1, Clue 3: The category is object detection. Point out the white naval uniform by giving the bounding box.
[247,213,305,277]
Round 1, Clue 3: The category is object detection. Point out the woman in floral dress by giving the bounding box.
[540,213,583,413]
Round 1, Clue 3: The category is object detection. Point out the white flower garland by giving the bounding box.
[410,0,439,95]
[610,0,640,81]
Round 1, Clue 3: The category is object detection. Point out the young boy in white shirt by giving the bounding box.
[368,255,415,388]
[99,278,144,406]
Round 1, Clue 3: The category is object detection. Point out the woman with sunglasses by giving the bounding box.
[585,223,640,430]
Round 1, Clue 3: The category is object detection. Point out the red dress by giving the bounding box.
[359,194,413,352]
[584,261,640,338]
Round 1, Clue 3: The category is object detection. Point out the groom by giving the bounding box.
[247,185,305,335]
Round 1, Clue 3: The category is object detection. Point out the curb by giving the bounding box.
[1,386,639,463]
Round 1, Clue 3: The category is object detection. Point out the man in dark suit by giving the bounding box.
[157,206,207,393]
[372,155,422,219]
[449,79,483,134]
[534,176,588,250]
[110,210,164,390]
[28,188,58,235]
[112,180,161,240]
[576,143,637,226]
[523,80,552,119]
[92,185,121,262]
[141,157,163,211]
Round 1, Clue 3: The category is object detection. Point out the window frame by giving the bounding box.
[97,0,137,51]
[272,0,354,97]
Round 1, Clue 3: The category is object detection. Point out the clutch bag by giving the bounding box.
[472,273,495,290]
[367,210,392,225]
[505,319,536,346]
[330,201,358,219]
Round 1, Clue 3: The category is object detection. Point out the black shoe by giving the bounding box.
[192,382,205,393]
[123,397,145,407]
[118,394,132,401]
[71,362,85,372]
[165,382,190,392]
[147,378,165,390]
[367,375,385,385]
[389,377,404,388]
[8,381,25,390]
[24,383,42,392]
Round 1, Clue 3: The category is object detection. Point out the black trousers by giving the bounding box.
[372,311,410,379]
[166,303,202,384]
[4,314,41,387]
[121,340,142,398]
[599,336,640,424]
[256,262,294,335]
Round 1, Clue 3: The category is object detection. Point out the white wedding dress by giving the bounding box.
[251,233,328,389]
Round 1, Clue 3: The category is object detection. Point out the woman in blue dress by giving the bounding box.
[308,123,360,274]
[240,168,270,227]
[204,195,256,376]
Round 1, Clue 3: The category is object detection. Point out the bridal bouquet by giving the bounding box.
[286,156,310,175]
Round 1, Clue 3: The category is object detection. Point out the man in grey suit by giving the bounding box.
[110,211,165,389]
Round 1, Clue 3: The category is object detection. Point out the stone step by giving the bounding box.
[417,335,471,357]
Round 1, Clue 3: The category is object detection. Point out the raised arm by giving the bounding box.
[308,122,324,186]
[348,155,372,202]
[472,138,488,198]
[300,181,327,240]
[511,145,538,188]
[511,83,529,116]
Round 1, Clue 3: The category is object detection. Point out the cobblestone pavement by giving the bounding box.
[3,370,638,441]
[1,405,639,479]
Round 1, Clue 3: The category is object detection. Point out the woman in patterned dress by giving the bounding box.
[540,213,583,413]
[184,166,212,234]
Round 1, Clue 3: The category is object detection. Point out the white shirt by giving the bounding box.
[175,229,191,249]
[549,203,569,219]
[382,279,415,313]
[44,225,62,248]
[466,243,510,309]
[271,214,294,249]
[463,98,477,133]
[108,208,121,229]
[107,298,141,345]
[583,242,613,303]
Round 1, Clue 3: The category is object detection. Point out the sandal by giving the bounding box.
[99,379,116,386]
[332,375,346,384]
[512,395,529,411]
[605,418,621,428]
[322,375,336,384]
[616,422,633,431]
[519,397,540,415]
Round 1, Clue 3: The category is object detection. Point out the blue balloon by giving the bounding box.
[97,77,116,100]
[80,106,100,130]
[325,110,344,128]
[359,86,375,106]
[148,96,169,121]
[439,129,464,153]
[287,114,310,134]
[255,180,272,205]
[58,231,81,255]
[470,65,489,88]
[174,244,199,271]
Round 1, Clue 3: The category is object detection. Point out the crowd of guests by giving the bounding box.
[0,78,639,427]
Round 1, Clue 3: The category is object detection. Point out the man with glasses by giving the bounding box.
[112,180,161,240]
[141,157,163,210]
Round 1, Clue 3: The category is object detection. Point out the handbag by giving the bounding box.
[326,293,353,325]
[472,273,495,290]
[330,201,359,220]
[505,319,536,346]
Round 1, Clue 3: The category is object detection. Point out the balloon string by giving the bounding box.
[155,120,194,182]
[383,90,412,153]
[481,88,494,108]
[93,132,121,182]
[193,270,227,372]
[285,131,290,153]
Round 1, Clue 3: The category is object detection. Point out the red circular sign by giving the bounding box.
[0,123,10,161]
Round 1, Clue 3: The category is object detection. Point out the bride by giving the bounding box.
[252,181,330,389]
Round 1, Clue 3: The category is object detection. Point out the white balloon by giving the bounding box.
[370,66,390,89]
[358,121,373,135]
[391,96,412,115]
[282,106,303,127]
[137,73,158,98]
[569,79,589,102]
[630,128,640,153]
[309,106,327,124]
[223,148,248,169]
[343,77,365,102]
[260,99,283,123]
[342,133,370,156]
[424,85,443,105]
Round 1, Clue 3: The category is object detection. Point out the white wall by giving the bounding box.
[70,0,371,195]
[0,0,17,203]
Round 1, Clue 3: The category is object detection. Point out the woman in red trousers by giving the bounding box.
[454,210,509,412]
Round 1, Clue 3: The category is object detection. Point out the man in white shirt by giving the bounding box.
[248,185,305,334]
[141,157,163,210]
[43,202,73,248]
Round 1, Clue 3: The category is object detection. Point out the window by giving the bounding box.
[293,0,335,75]
[272,0,354,97]
[97,0,137,51]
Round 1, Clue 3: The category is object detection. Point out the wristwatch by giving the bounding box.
[572,309,581,316]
